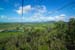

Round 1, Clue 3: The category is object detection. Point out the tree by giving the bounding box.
[66,18,75,50]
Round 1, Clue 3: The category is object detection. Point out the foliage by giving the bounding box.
[0,18,75,50]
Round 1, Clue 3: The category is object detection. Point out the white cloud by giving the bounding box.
[60,14,66,17]
[52,14,65,21]
[34,5,47,13]
[19,14,66,22]
[16,5,47,15]
[0,14,66,22]
[16,5,32,15]
[15,5,66,22]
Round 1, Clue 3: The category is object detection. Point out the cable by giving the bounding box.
[22,0,24,17]
[56,1,75,11]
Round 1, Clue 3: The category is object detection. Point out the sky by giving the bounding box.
[0,0,75,22]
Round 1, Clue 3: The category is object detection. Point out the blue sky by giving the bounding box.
[0,0,75,22]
